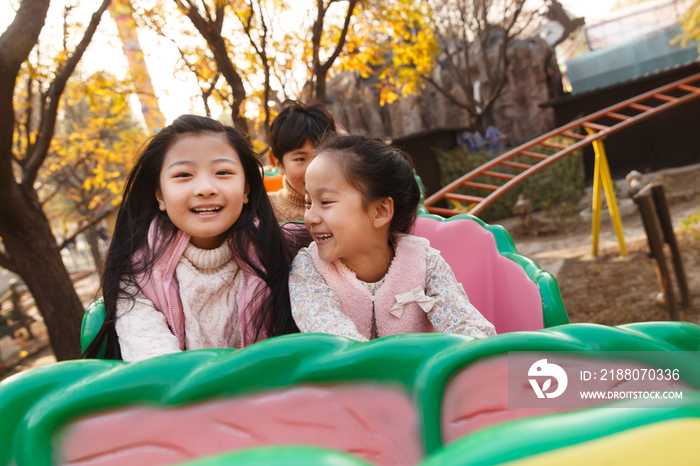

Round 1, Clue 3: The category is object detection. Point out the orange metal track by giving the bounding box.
[424,72,700,217]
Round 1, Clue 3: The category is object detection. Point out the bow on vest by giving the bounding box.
[389,286,436,318]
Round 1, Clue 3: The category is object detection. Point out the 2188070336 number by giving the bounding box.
[596,368,680,381]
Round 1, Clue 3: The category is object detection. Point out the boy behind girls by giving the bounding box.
[268,101,337,222]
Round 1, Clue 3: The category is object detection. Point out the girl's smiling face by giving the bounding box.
[304,153,393,281]
[156,133,249,249]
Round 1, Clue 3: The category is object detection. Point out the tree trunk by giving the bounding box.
[0,186,84,360]
[315,69,327,104]
[84,225,103,273]
[469,114,485,136]
[0,0,108,361]
[469,106,495,136]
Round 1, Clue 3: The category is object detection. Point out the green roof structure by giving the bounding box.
[566,25,699,94]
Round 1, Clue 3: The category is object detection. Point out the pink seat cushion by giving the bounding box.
[412,216,543,333]
[57,385,423,466]
[441,354,696,442]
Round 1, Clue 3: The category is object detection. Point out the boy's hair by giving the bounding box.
[316,135,421,236]
[270,101,337,164]
[84,115,298,359]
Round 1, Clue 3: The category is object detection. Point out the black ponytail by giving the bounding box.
[315,135,421,236]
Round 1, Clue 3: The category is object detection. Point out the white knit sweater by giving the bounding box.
[115,241,246,362]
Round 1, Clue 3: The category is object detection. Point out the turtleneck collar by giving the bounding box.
[183,241,234,270]
[283,176,305,207]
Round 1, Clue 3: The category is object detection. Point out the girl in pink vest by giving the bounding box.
[290,135,495,341]
[84,115,298,361]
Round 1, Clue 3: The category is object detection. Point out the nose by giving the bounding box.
[304,203,320,226]
[195,176,217,197]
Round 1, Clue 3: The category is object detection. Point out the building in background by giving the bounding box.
[564,0,698,94]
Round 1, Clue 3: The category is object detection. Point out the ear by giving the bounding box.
[243,183,250,204]
[155,189,166,211]
[371,197,394,229]
[273,156,285,175]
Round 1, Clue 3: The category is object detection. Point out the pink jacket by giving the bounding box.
[132,220,268,349]
[308,234,435,339]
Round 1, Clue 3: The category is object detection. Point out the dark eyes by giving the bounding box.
[172,170,233,178]
[304,199,332,207]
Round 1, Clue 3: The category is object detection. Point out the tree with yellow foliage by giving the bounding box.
[678,0,700,57]
[40,72,145,271]
[137,0,362,148]
[171,0,259,132]
[0,0,112,360]
[340,0,439,106]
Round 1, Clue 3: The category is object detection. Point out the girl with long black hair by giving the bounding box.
[84,115,298,361]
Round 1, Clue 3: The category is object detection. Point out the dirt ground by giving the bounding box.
[556,232,699,326]
[506,163,700,328]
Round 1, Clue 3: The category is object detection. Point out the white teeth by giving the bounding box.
[316,233,333,241]
[192,207,221,214]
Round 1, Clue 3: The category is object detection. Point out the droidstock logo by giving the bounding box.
[528,359,568,399]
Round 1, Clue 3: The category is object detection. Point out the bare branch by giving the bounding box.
[458,1,474,91]
[200,0,214,23]
[440,42,471,98]
[59,205,118,250]
[214,3,224,33]
[235,1,262,57]
[271,63,289,101]
[311,0,324,78]
[425,76,475,114]
[318,0,358,76]
[62,2,75,52]
[201,73,219,117]
[39,156,91,206]
[255,0,271,136]
[174,0,248,131]
[23,68,34,162]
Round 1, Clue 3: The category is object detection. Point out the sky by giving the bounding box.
[559,0,615,21]
[0,0,205,124]
[0,0,622,124]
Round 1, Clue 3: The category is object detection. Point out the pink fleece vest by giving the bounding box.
[309,234,435,339]
[132,220,268,350]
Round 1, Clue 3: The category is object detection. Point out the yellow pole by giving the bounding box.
[585,128,628,258]
[590,142,603,257]
[595,139,628,257]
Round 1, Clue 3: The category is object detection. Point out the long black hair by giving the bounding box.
[315,135,421,236]
[84,115,298,359]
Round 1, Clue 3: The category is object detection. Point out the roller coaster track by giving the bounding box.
[424,71,700,217]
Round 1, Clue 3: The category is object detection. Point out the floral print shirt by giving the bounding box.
[289,246,496,341]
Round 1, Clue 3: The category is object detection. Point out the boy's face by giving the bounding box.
[275,139,314,195]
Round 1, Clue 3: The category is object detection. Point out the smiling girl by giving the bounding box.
[290,135,495,341]
[83,115,297,361]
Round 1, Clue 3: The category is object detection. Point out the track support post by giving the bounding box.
[586,129,628,258]
[632,183,690,320]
